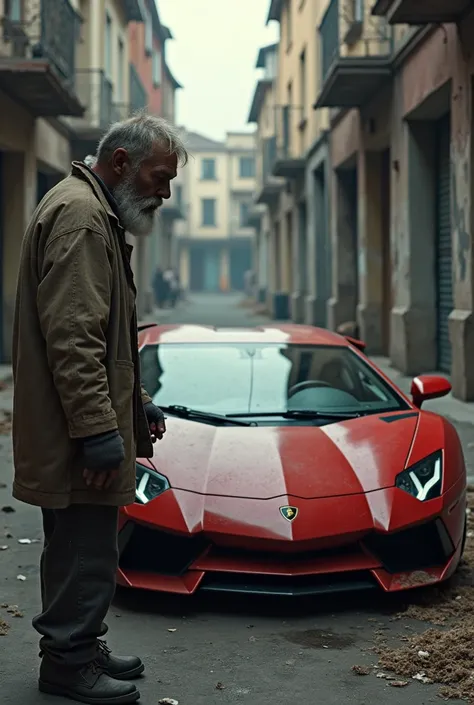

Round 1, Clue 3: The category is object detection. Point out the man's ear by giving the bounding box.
[111,148,129,176]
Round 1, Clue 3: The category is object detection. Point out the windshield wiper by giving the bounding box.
[229,410,361,420]
[160,405,252,427]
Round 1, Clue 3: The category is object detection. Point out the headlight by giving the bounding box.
[395,450,443,501]
[135,463,170,504]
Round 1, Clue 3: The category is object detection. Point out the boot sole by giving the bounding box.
[38,680,140,704]
[106,663,145,680]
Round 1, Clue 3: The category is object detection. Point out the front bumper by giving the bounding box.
[117,477,466,596]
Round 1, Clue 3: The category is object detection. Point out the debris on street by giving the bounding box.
[376,489,474,701]
[352,665,371,676]
[16,574,26,581]
[0,410,12,435]
[1,505,15,514]
[5,605,23,618]
[158,699,179,705]
[0,618,9,636]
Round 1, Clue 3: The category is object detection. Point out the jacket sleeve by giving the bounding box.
[141,386,153,405]
[37,228,118,439]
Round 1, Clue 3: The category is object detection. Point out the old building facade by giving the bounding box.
[252,0,474,400]
[175,130,257,293]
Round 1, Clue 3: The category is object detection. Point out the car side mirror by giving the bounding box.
[344,336,366,352]
[411,374,451,409]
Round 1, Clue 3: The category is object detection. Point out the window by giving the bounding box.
[299,49,306,119]
[6,0,22,21]
[201,158,216,180]
[239,157,255,179]
[286,0,292,50]
[105,13,112,79]
[201,198,216,226]
[139,343,408,417]
[239,202,250,228]
[117,38,124,101]
[152,49,162,87]
[145,6,153,54]
[175,184,183,209]
[353,0,364,21]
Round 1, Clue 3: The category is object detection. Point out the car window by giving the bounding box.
[139,343,408,416]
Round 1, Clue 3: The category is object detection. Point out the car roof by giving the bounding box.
[138,323,352,347]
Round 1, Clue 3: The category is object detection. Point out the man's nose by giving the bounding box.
[157,185,171,200]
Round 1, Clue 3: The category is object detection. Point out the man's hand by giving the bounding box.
[82,429,125,490]
[144,402,166,441]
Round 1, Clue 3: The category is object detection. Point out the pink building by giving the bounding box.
[128,0,181,120]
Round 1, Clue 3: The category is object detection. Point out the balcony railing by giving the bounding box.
[0,0,83,116]
[66,69,113,138]
[315,0,393,109]
[262,136,277,183]
[254,135,284,205]
[271,106,305,179]
[129,63,148,114]
[371,0,472,25]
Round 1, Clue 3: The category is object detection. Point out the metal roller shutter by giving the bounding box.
[435,114,452,373]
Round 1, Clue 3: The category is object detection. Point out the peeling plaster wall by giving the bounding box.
[390,15,474,398]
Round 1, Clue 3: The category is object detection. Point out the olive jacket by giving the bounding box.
[11,162,154,509]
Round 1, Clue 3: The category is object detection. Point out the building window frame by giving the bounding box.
[201,198,217,226]
[239,156,255,179]
[105,12,112,80]
[201,158,217,180]
[145,6,153,55]
[152,49,162,87]
[239,201,251,228]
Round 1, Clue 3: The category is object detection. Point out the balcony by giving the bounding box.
[371,0,472,24]
[0,0,83,117]
[271,106,305,179]
[66,69,113,141]
[314,0,393,110]
[255,136,284,205]
[129,63,147,114]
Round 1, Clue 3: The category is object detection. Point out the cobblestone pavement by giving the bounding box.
[0,293,467,704]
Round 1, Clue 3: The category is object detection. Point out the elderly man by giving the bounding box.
[12,114,188,704]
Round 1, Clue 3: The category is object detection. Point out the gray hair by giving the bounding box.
[96,112,188,168]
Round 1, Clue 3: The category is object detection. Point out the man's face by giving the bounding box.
[111,145,178,236]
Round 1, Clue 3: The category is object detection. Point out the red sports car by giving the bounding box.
[117,324,467,596]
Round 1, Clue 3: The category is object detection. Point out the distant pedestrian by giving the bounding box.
[163,266,179,307]
[152,266,166,308]
[11,114,188,704]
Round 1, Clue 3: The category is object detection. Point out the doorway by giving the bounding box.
[381,148,391,355]
[435,113,452,374]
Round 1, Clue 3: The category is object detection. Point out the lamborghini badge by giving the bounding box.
[280,506,298,522]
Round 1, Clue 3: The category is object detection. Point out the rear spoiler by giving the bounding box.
[137,322,157,333]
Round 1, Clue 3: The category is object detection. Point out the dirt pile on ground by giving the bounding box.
[376,490,474,701]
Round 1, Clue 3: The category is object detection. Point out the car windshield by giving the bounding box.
[140,342,408,417]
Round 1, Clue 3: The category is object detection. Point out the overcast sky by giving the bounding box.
[158,0,279,141]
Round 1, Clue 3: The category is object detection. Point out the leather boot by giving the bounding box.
[39,655,140,704]
[96,640,145,680]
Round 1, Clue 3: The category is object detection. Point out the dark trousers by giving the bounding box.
[33,504,119,669]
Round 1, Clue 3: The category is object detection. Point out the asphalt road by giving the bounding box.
[0,293,467,704]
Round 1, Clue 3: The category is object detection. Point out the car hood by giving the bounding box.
[147,412,420,499]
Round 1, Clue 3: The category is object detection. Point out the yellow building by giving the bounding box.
[252,0,332,324]
[175,130,257,292]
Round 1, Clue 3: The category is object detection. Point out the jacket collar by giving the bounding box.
[70,161,122,229]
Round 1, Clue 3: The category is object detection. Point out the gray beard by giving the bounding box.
[112,177,162,236]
